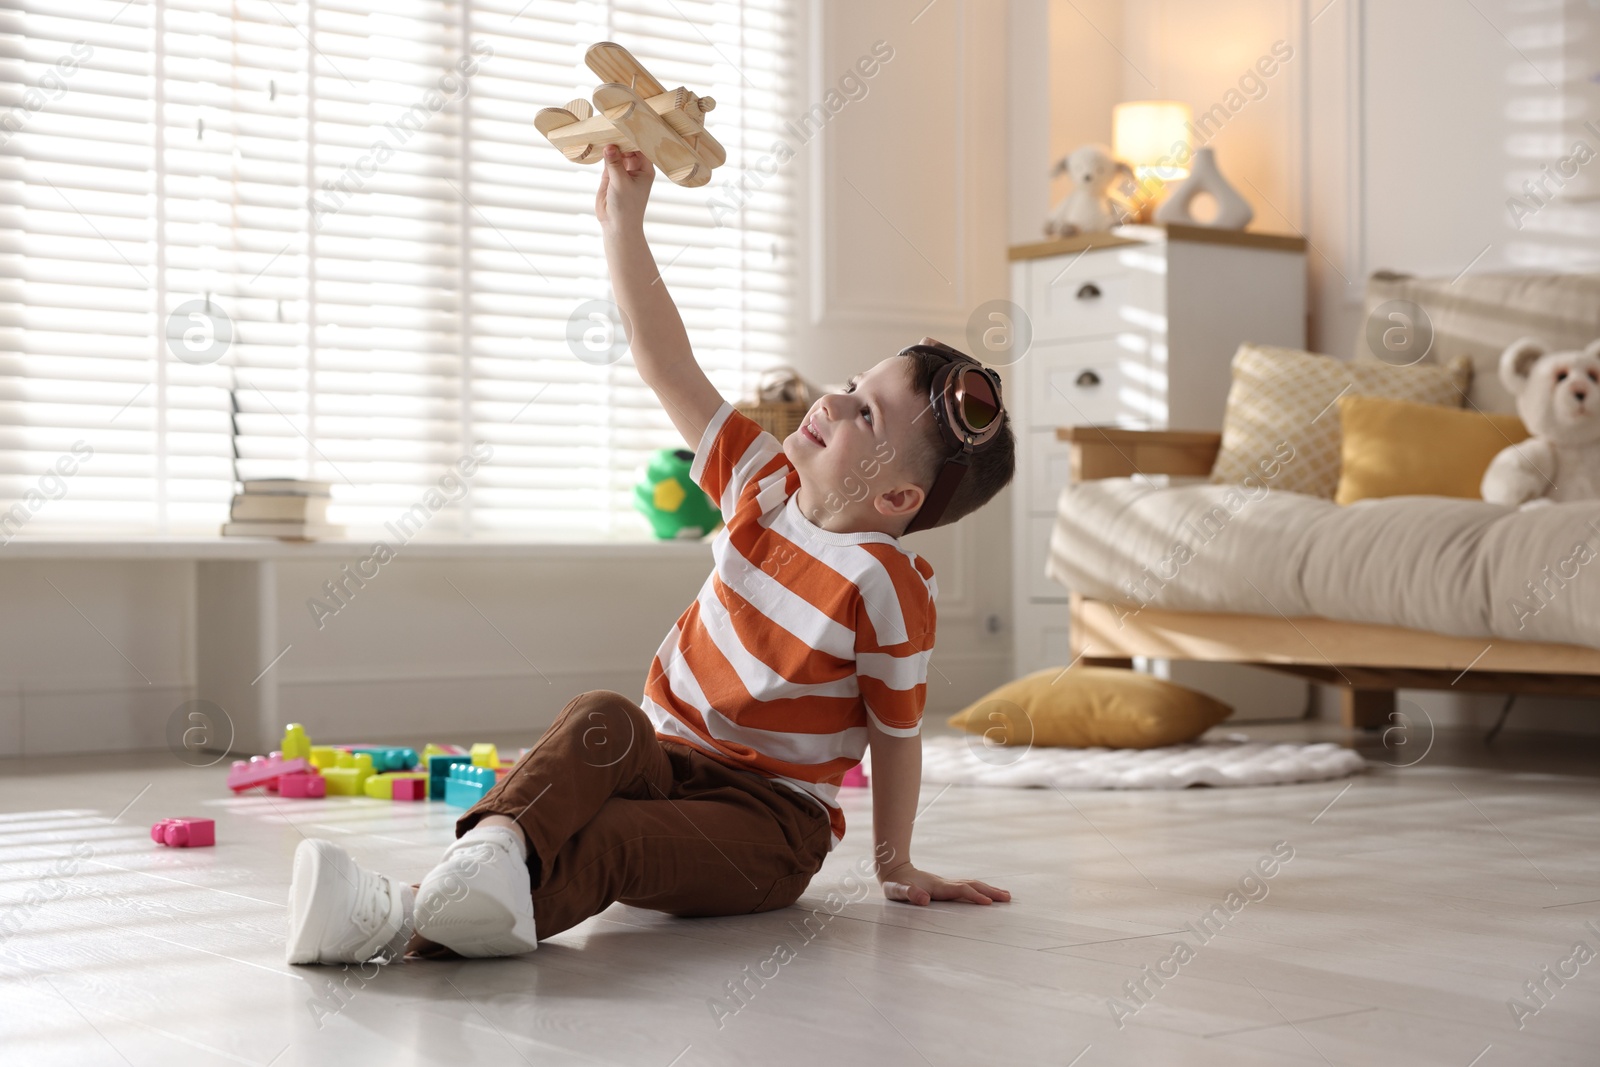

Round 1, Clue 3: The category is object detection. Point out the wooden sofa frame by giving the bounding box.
[1061,427,1600,729]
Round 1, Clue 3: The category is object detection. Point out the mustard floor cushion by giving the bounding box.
[948,668,1233,750]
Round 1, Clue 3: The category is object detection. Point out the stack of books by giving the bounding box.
[222,479,344,540]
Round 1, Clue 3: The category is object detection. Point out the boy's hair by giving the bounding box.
[898,350,1016,529]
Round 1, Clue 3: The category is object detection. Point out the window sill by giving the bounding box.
[0,536,715,562]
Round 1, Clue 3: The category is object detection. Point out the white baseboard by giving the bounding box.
[10,684,192,757]
[6,652,1016,757]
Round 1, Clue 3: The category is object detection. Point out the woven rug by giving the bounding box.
[893,736,1365,790]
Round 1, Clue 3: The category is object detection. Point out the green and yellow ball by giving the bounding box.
[634,448,721,539]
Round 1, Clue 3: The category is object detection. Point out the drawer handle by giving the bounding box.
[1075,369,1102,388]
[1076,282,1102,300]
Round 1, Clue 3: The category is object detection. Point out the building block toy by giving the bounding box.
[427,755,473,801]
[470,742,520,770]
[422,743,468,761]
[363,772,428,800]
[841,764,869,789]
[443,764,498,809]
[338,750,374,773]
[309,746,341,770]
[321,751,374,796]
[227,754,311,793]
[281,723,311,761]
[391,777,427,801]
[536,42,726,188]
[350,747,418,772]
[321,768,361,796]
[279,772,326,798]
[151,818,214,848]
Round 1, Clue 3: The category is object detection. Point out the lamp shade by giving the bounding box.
[1113,100,1192,180]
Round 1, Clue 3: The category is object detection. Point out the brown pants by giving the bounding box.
[451,690,833,941]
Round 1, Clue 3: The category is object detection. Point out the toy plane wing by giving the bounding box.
[535,41,725,188]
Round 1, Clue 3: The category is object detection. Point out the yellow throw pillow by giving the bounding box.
[1210,344,1474,499]
[1335,395,1529,504]
[947,667,1232,750]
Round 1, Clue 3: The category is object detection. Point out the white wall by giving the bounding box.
[785,0,1017,715]
[1014,0,1599,734]
[0,0,1019,757]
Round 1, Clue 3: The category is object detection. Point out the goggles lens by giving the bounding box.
[955,367,999,430]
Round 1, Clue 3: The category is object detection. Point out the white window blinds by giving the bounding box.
[0,0,794,539]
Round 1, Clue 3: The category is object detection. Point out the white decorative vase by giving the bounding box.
[1154,147,1254,230]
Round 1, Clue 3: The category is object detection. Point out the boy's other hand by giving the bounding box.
[879,862,1010,907]
[596,144,654,235]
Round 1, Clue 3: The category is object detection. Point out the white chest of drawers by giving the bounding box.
[1007,223,1308,679]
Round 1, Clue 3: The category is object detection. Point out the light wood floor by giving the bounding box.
[2,723,1598,1066]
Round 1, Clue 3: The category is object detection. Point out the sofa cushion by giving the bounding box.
[1335,395,1529,504]
[1209,343,1473,499]
[1047,478,1600,649]
[1359,271,1600,414]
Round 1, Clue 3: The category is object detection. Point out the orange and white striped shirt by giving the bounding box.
[642,402,937,847]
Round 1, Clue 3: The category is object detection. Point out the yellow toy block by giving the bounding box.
[309,746,340,770]
[322,768,363,796]
[322,751,373,796]
[471,743,499,769]
[338,750,374,773]
[281,723,311,761]
[363,772,428,800]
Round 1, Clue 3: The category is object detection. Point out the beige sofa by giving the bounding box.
[1047,271,1600,728]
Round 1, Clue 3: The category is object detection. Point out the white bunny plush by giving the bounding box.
[1480,337,1600,507]
[1045,144,1134,237]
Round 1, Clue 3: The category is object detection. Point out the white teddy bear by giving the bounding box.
[1045,144,1134,237]
[1480,337,1600,507]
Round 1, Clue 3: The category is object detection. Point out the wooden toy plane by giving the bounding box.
[535,41,726,188]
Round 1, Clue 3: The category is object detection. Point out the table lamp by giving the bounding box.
[1112,100,1193,222]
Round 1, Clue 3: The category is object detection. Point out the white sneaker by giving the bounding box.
[413,827,539,958]
[286,839,411,966]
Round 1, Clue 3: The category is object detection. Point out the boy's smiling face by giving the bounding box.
[783,356,936,535]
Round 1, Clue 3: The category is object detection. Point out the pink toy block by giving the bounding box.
[391,778,427,801]
[227,753,311,793]
[151,818,215,848]
[841,764,869,789]
[279,772,326,798]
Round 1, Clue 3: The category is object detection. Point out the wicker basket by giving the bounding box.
[736,401,807,441]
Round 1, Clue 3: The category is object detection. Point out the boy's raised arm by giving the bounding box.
[597,144,726,451]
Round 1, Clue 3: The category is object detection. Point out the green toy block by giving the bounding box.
[281,723,311,761]
[309,746,340,770]
[470,742,499,768]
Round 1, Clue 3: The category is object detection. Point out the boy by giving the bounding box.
[286,145,1015,967]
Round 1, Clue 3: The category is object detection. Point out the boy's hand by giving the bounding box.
[879,862,1010,906]
[596,144,654,235]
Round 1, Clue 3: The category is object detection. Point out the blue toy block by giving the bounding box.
[427,754,473,800]
[350,746,419,772]
[442,764,497,808]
